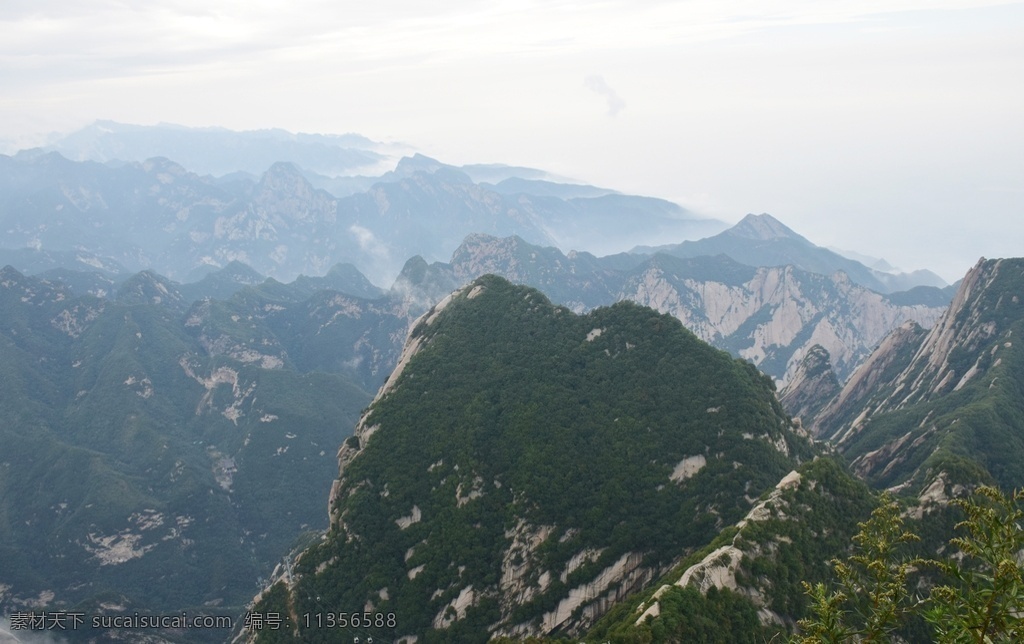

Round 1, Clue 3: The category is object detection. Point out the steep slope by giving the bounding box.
[813,258,1024,489]
[250,275,812,642]
[0,267,372,630]
[778,345,842,426]
[586,458,876,642]
[617,255,944,383]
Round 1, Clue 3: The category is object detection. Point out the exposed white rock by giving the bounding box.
[432,585,475,629]
[670,455,707,483]
[84,531,154,566]
[678,545,744,593]
[395,506,422,530]
[129,510,165,531]
[500,520,555,607]
[635,599,661,625]
[541,552,648,633]
[560,548,605,583]
[123,375,154,399]
[667,470,802,627]
[634,584,674,625]
[906,473,963,519]
[50,304,102,338]
[621,264,944,385]
[456,476,485,507]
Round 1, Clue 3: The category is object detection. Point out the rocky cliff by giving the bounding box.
[778,345,841,427]
[440,235,947,385]
[803,258,1024,489]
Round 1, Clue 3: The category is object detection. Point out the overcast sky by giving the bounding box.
[2,1,1022,282]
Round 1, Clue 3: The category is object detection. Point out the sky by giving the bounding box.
[1,1,1022,282]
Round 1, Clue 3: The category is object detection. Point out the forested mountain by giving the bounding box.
[241,257,1024,644]
[249,275,814,642]
[584,457,877,642]
[0,263,441,631]
[805,258,1024,490]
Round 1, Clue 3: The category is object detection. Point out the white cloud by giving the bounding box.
[584,75,625,117]
[0,0,1020,281]
[349,224,389,259]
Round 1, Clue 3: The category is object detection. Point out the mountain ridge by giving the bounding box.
[249,274,813,642]
[0,150,723,284]
[801,258,1024,490]
[633,213,947,294]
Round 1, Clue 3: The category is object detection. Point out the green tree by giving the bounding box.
[793,493,921,643]
[924,486,1024,643]
[795,486,1024,643]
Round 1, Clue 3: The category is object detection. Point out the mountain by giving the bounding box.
[0,247,128,278]
[616,256,945,384]
[806,258,1024,490]
[336,154,723,268]
[178,260,268,302]
[778,345,842,426]
[0,151,722,284]
[634,214,948,294]
[185,276,412,390]
[432,234,948,384]
[248,275,813,642]
[45,121,385,177]
[0,265,440,633]
[459,162,575,184]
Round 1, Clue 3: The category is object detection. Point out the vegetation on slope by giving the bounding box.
[252,275,812,643]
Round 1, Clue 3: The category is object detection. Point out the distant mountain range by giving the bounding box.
[9,228,949,387]
[633,213,948,294]
[44,120,387,177]
[407,233,949,384]
[0,148,722,284]
[0,232,952,391]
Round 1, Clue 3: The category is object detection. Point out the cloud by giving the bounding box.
[584,75,625,117]
[349,224,389,259]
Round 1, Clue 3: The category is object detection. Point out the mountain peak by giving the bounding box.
[728,213,804,242]
[779,344,841,427]
[255,274,810,642]
[0,264,25,281]
[140,156,190,177]
[116,270,185,310]
[393,153,447,175]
